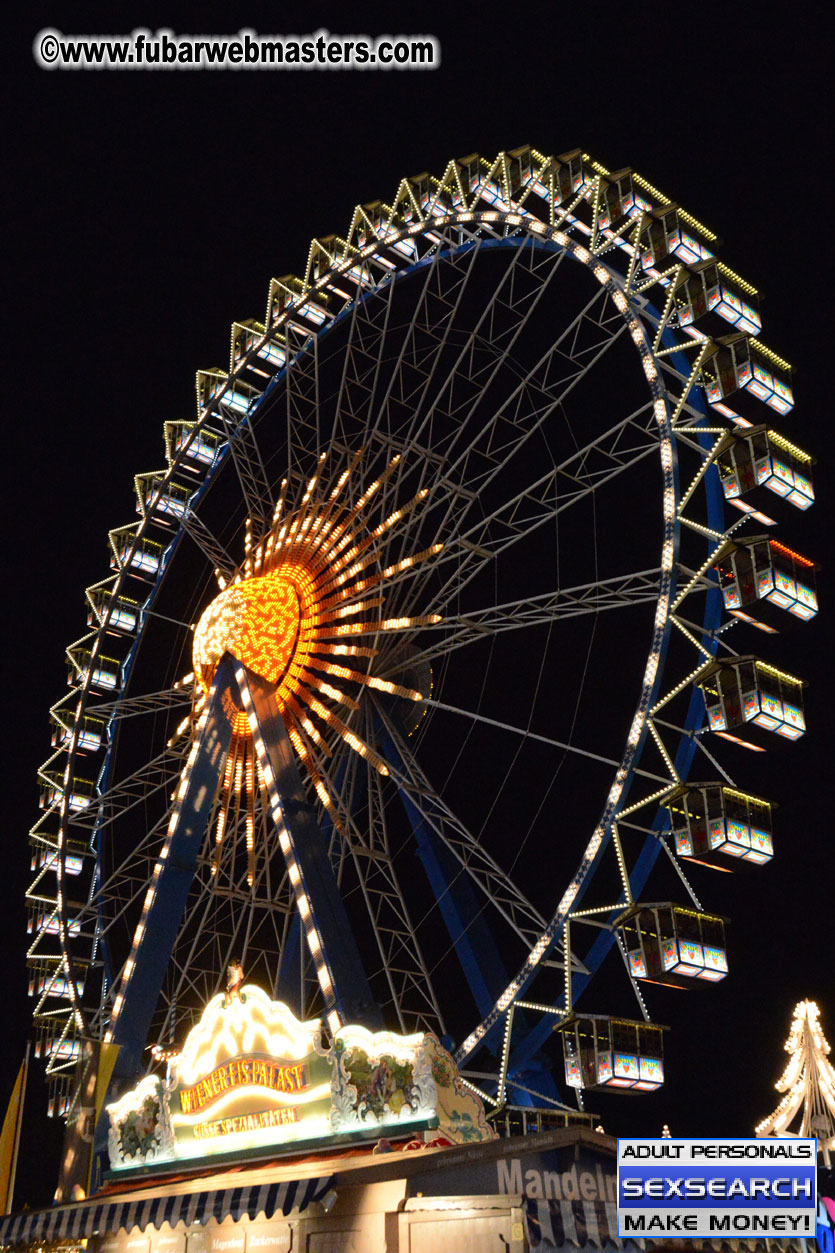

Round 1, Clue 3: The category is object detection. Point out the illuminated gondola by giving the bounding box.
[555,1013,666,1092]
[717,425,814,521]
[639,205,713,270]
[698,657,806,748]
[674,258,761,337]
[662,783,774,869]
[616,904,729,988]
[714,536,818,630]
[135,473,193,524]
[702,337,794,422]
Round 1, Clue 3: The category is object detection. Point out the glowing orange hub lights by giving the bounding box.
[188,451,442,886]
[194,568,310,691]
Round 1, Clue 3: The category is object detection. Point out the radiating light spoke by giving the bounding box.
[185,448,441,874]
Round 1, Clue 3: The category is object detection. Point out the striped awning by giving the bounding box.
[525,1196,623,1248]
[0,1176,333,1247]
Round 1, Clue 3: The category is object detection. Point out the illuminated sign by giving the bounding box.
[178,1059,308,1113]
[107,985,493,1171]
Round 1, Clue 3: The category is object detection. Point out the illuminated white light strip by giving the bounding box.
[515,1001,570,1016]
[615,784,677,821]
[610,825,633,904]
[670,340,712,428]
[671,537,730,613]
[498,1007,514,1105]
[650,660,712,717]
[647,719,679,782]
[328,614,441,638]
[670,613,715,662]
[459,1077,501,1108]
[245,748,255,886]
[679,515,728,542]
[235,665,343,1029]
[677,433,726,515]
[563,922,572,1011]
[304,656,423,703]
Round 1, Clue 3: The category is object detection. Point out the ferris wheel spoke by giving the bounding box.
[330,741,366,876]
[77,809,169,926]
[270,881,306,1005]
[157,868,259,1035]
[281,326,325,474]
[328,243,614,565]
[382,393,657,626]
[158,949,215,1028]
[180,508,237,582]
[388,287,625,557]
[360,705,447,1033]
[89,860,161,948]
[328,262,411,461]
[314,244,651,620]
[414,693,670,784]
[163,856,280,1010]
[92,869,157,935]
[382,569,662,672]
[313,265,422,481]
[83,684,192,722]
[218,405,274,539]
[370,240,572,521]
[415,434,659,621]
[384,453,657,634]
[375,702,549,950]
[394,261,610,486]
[292,713,448,1034]
[358,248,482,466]
[68,743,187,831]
[331,223,510,489]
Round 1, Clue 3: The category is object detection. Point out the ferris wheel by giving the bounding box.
[28,147,817,1120]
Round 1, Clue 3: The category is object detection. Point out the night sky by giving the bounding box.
[5,2,833,1209]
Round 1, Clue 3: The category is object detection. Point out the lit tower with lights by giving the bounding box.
[756,1000,835,1165]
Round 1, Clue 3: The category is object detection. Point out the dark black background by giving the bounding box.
[4,1,833,1208]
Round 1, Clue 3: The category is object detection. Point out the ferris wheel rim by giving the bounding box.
[35,154,782,1108]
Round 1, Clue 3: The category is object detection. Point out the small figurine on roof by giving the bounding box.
[224,958,246,1006]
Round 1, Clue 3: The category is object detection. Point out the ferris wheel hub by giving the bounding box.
[193,568,308,692]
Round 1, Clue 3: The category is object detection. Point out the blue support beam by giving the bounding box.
[379,722,508,1019]
[274,911,304,1008]
[379,720,559,1104]
[109,653,240,1079]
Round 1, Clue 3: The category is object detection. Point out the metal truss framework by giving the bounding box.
[28,148,812,1116]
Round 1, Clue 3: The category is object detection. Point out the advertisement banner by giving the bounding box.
[617,1137,817,1240]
